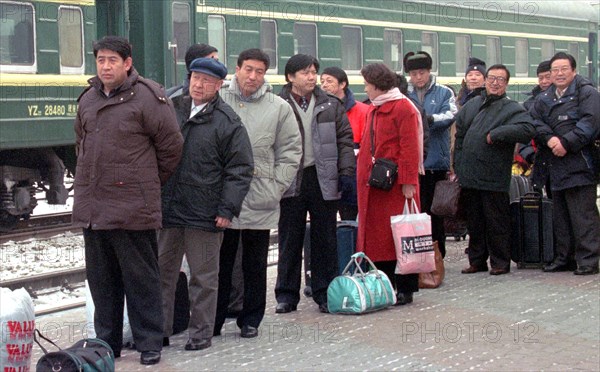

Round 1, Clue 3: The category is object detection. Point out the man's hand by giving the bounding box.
[547,136,566,157]
[215,216,231,228]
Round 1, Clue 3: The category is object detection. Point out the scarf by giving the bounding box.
[370,88,425,175]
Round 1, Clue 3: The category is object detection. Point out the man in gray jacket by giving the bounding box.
[275,54,355,314]
[214,49,302,338]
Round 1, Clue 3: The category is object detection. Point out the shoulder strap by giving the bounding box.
[34,329,62,354]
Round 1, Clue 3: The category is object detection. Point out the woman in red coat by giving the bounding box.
[357,63,423,305]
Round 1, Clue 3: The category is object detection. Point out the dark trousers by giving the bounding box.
[215,229,270,333]
[83,228,163,354]
[375,261,419,294]
[462,188,511,270]
[420,170,447,258]
[552,185,600,268]
[338,204,358,221]
[275,166,339,306]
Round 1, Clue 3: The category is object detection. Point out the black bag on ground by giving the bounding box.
[35,329,115,372]
[172,271,191,335]
[303,220,358,297]
[510,192,554,268]
[509,174,532,202]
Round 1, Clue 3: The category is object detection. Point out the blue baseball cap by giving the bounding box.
[189,57,228,79]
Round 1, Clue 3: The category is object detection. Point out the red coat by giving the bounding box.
[346,100,369,144]
[356,98,421,262]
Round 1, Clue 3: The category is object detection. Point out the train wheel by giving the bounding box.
[0,211,19,232]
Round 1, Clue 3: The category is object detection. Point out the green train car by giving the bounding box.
[0,0,598,229]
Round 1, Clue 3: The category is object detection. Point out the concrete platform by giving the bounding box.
[31,239,599,371]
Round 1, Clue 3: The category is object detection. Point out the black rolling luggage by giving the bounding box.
[510,192,554,268]
[303,221,358,297]
[509,174,532,202]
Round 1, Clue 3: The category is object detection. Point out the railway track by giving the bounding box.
[0,212,78,245]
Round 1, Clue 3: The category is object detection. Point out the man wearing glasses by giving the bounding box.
[454,64,535,276]
[529,52,600,275]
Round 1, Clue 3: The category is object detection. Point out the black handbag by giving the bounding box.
[367,111,398,191]
[35,329,115,372]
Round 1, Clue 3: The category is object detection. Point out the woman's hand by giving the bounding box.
[402,184,416,199]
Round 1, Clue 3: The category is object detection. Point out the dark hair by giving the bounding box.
[93,36,132,60]
[485,64,511,83]
[185,43,218,71]
[550,52,576,70]
[395,73,409,95]
[360,63,396,91]
[321,67,348,89]
[284,54,319,82]
[237,48,270,70]
[536,60,552,75]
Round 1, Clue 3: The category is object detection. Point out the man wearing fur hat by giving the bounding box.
[404,51,458,258]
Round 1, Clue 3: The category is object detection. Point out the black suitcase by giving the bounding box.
[444,216,468,241]
[510,192,554,268]
[509,174,532,203]
[303,220,358,297]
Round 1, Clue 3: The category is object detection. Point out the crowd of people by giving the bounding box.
[73,35,600,365]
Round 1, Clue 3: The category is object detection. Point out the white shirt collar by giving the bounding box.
[190,101,208,119]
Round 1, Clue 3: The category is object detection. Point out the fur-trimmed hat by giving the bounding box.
[403,51,433,72]
[536,60,551,75]
[465,57,486,76]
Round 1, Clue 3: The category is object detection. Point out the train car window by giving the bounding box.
[421,32,438,73]
[293,22,317,57]
[208,15,226,68]
[383,29,403,72]
[260,20,277,72]
[0,1,36,73]
[58,6,84,74]
[455,35,472,76]
[515,38,529,77]
[568,42,579,59]
[541,40,554,61]
[486,37,501,66]
[341,26,362,71]
[172,2,191,61]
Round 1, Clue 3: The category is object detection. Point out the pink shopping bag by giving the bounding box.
[391,199,435,274]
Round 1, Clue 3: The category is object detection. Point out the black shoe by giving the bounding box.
[318,303,329,313]
[395,292,413,306]
[113,351,121,358]
[140,351,161,365]
[543,262,569,272]
[574,266,599,275]
[275,303,297,314]
[240,325,259,338]
[162,337,170,347]
[184,338,212,351]
[461,265,488,274]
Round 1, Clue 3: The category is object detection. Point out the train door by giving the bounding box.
[165,0,194,89]
[96,0,127,38]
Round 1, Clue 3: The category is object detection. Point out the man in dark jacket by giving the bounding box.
[275,54,355,314]
[454,64,535,276]
[530,52,600,275]
[73,36,183,365]
[158,58,254,350]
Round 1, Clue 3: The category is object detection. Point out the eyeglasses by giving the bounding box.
[550,66,571,74]
[486,75,507,84]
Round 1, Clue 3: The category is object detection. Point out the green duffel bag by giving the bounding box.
[327,252,396,314]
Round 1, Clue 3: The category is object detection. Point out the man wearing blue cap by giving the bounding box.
[158,57,254,351]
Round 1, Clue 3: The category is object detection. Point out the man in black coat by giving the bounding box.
[454,64,535,275]
[530,52,600,275]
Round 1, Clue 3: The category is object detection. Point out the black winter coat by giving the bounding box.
[530,75,600,190]
[161,94,254,232]
[454,92,535,192]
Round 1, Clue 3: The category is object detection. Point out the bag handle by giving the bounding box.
[34,329,62,355]
[402,198,420,215]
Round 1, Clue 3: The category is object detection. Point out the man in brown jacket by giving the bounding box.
[73,36,183,365]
